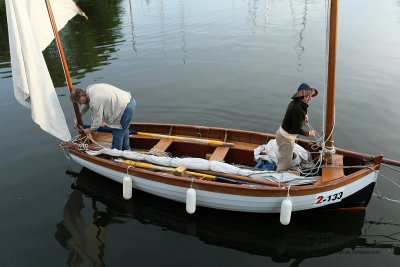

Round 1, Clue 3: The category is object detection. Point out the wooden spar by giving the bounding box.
[381,158,400,168]
[44,0,84,128]
[122,160,216,179]
[134,132,234,147]
[325,0,339,163]
[121,159,283,187]
[335,148,400,168]
[324,1,397,169]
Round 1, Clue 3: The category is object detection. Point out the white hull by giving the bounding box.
[71,154,378,213]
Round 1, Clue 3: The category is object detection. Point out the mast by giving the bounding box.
[325,0,339,163]
[44,0,84,129]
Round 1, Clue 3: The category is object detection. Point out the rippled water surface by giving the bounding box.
[0,0,399,266]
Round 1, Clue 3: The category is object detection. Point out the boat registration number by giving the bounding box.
[314,187,345,206]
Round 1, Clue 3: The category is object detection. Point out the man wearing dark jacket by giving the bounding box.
[276,83,318,171]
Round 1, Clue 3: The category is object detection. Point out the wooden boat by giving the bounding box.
[6,0,400,223]
[64,122,383,215]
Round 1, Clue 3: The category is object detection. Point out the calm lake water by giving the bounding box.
[1,0,400,266]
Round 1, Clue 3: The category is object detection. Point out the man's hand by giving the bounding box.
[83,128,92,134]
[308,130,316,137]
[83,128,96,139]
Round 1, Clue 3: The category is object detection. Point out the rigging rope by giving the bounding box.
[321,0,331,154]
[382,163,400,173]
[373,193,400,205]
[301,0,335,159]
[64,133,172,158]
[378,171,400,190]
[372,164,400,204]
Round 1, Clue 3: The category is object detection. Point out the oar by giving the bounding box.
[134,132,234,147]
[120,159,263,185]
[83,125,234,147]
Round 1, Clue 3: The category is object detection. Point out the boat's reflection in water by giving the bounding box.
[56,168,379,265]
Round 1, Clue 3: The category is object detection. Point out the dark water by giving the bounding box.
[1,0,400,266]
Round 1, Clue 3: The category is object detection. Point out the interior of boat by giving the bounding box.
[88,123,373,183]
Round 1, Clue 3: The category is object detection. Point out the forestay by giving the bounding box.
[5,0,85,141]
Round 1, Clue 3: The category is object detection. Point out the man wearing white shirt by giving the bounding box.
[71,83,136,150]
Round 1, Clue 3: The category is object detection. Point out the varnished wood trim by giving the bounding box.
[153,139,173,152]
[209,146,230,161]
[321,154,344,182]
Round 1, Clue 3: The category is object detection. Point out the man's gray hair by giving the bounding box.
[70,88,87,103]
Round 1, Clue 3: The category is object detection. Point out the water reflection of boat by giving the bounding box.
[57,167,371,262]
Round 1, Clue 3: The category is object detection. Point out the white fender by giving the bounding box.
[123,175,133,200]
[186,188,196,214]
[280,196,293,225]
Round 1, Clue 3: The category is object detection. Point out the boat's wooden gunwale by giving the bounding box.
[93,122,312,152]
[129,123,383,168]
[128,124,382,173]
[68,148,378,197]
[131,122,276,139]
[130,122,316,151]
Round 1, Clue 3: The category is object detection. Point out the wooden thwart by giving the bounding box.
[209,146,230,161]
[152,138,173,152]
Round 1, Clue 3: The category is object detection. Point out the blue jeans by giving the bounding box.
[112,98,136,150]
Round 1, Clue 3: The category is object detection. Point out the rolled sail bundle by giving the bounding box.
[86,148,318,185]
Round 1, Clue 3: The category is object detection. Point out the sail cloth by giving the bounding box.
[5,0,85,141]
[86,149,318,185]
[254,139,312,167]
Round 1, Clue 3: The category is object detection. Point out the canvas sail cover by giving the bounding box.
[5,0,85,141]
[86,149,318,185]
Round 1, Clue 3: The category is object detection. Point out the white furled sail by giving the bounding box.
[5,0,85,141]
[86,149,318,185]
